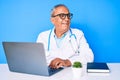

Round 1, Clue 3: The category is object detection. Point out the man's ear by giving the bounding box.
[51,17,55,24]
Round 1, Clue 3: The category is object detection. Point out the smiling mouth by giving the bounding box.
[62,23,69,25]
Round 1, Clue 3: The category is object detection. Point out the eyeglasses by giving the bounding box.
[51,13,73,20]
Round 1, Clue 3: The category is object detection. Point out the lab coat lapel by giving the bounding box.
[50,29,58,50]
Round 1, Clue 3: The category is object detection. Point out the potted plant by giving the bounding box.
[73,61,82,68]
[72,61,83,78]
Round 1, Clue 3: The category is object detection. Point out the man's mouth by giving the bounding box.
[62,23,68,25]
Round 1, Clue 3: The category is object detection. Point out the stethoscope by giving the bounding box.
[47,28,81,55]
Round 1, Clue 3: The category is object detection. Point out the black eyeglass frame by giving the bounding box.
[51,13,73,20]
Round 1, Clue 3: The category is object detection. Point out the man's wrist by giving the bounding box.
[63,59,72,67]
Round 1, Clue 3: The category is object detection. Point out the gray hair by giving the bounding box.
[51,4,69,17]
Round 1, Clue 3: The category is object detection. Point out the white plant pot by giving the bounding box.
[72,67,83,79]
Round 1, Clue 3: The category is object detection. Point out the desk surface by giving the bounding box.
[0,63,120,80]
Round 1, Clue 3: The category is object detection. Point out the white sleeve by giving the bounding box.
[36,31,49,50]
[69,31,94,65]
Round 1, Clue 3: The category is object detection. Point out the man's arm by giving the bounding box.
[69,30,94,64]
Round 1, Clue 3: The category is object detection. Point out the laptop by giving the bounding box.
[2,42,64,76]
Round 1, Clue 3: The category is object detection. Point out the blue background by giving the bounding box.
[0,0,120,63]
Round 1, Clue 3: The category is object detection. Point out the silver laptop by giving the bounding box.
[2,42,63,76]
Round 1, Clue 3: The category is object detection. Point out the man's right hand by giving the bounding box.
[49,58,71,69]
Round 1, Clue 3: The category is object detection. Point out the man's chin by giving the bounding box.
[60,25,69,30]
[61,28,69,32]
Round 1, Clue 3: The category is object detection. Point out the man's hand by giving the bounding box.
[49,58,71,69]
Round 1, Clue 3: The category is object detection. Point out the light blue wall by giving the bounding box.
[0,0,120,63]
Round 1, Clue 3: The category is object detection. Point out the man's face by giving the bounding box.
[51,6,71,33]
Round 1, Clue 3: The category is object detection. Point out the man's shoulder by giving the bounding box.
[71,28,83,34]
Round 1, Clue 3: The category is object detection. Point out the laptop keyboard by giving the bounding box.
[48,67,64,75]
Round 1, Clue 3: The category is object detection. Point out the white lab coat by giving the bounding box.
[37,28,94,65]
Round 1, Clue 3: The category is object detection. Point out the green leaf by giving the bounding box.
[72,61,82,68]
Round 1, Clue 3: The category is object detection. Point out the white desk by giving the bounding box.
[0,63,120,80]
